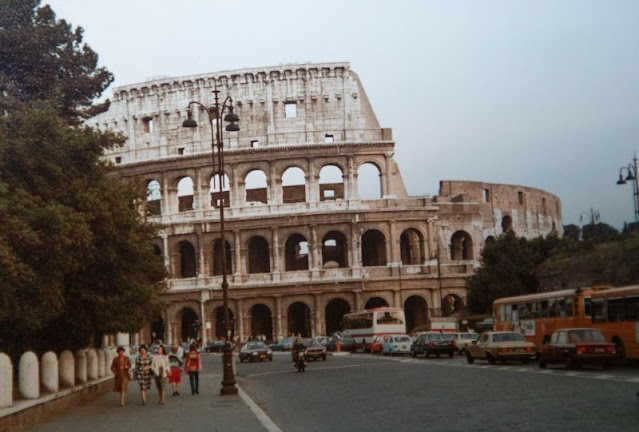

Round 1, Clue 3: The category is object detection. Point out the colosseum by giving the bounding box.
[90,62,562,346]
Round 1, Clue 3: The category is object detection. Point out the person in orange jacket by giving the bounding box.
[184,343,202,395]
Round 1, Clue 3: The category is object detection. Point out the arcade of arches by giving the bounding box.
[157,291,466,344]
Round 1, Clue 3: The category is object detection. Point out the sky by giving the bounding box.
[45,0,639,230]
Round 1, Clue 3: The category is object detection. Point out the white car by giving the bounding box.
[453,332,479,353]
[382,334,412,356]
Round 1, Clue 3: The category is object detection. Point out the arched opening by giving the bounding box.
[319,165,344,201]
[450,231,473,260]
[214,306,235,340]
[180,307,199,342]
[322,231,348,268]
[212,238,233,275]
[442,294,464,317]
[325,298,351,336]
[284,234,309,271]
[245,170,268,204]
[146,179,162,215]
[364,297,388,309]
[282,166,306,203]
[288,302,311,337]
[211,173,230,208]
[404,296,428,333]
[150,318,165,343]
[357,162,382,199]
[177,177,194,212]
[250,304,273,341]
[248,236,270,274]
[400,229,424,265]
[175,241,196,278]
[361,229,387,267]
[502,215,513,233]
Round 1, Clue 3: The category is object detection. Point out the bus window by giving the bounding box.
[627,295,639,321]
[609,298,626,322]
[591,298,606,323]
[540,300,549,318]
[583,298,593,317]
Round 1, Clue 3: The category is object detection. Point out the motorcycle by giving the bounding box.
[294,350,307,372]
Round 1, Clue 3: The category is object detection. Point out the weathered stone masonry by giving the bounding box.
[91,62,562,344]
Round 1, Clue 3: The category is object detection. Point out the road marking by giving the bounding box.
[244,362,391,378]
[386,355,639,384]
[238,385,284,432]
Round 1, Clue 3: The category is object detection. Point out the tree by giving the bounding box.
[466,232,556,314]
[562,224,580,242]
[0,0,113,122]
[0,1,165,358]
[582,222,619,243]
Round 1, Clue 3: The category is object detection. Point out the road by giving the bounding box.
[233,351,639,432]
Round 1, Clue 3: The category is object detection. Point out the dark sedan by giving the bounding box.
[204,340,226,353]
[239,341,273,362]
[538,328,616,369]
[326,336,356,353]
[410,332,455,358]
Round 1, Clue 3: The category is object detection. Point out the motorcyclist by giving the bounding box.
[292,337,306,366]
[292,337,306,356]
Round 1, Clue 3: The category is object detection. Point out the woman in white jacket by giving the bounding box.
[151,345,171,404]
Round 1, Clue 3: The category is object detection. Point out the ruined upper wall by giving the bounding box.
[438,180,563,239]
[90,62,390,165]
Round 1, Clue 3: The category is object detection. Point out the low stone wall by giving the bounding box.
[0,348,116,432]
[0,377,112,432]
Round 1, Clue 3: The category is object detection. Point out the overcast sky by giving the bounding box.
[46,0,639,230]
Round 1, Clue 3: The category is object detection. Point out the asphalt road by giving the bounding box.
[229,352,639,432]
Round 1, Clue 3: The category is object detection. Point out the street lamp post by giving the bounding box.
[616,155,639,223]
[183,89,239,396]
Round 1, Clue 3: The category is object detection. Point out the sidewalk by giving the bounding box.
[26,369,272,432]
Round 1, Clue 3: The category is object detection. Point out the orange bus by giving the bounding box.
[493,286,609,347]
[590,284,639,360]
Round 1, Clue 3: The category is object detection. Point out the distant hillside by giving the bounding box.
[536,232,639,291]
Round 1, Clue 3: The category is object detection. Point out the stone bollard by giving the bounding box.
[97,349,106,377]
[59,350,75,388]
[0,353,12,407]
[75,350,87,384]
[104,348,115,375]
[41,351,59,394]
[87,349,98,381]
[19,351,39,399]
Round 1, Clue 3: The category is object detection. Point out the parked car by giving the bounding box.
[365,336,385,354]
[410,332,456,358]
[239,341,273,362]
[466,331,536,365]
[204,340,226,353]
[382,334,412,356]
[326,336,356,352]
[452,332,479,353]
[298,338,327,361]
[537,328,616,369]
[269,337,294,351]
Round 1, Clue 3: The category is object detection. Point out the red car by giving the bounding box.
[365,336,384,354]
[537,328,616,369]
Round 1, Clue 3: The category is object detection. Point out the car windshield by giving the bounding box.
[246,342,265,349]
[395,336,410,342]
[426,333,442,341]
[568,329,606,342]
[461,334,477,340]
[492,333,525,342]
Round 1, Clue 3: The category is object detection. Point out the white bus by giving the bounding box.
[342,308,406,345]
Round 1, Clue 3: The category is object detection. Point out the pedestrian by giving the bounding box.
[184,343,202,395]
[169,344,183,396]
[110,346,131,407]
[151,345,170,404]
[134,345,153,405]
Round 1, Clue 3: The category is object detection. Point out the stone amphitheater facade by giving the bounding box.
[90,62,562,345]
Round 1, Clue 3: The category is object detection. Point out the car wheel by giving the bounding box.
[487,353,496,365]
[565,356,576,369]
[603,360,611,370]
[538,357,547,369]
[411,350,416,358]
[239,357,244,363]
[522,357,530,365]
[466,351,474,364]
[322,355,327,361]
[448,351,454,358]
[435,353,440,358]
